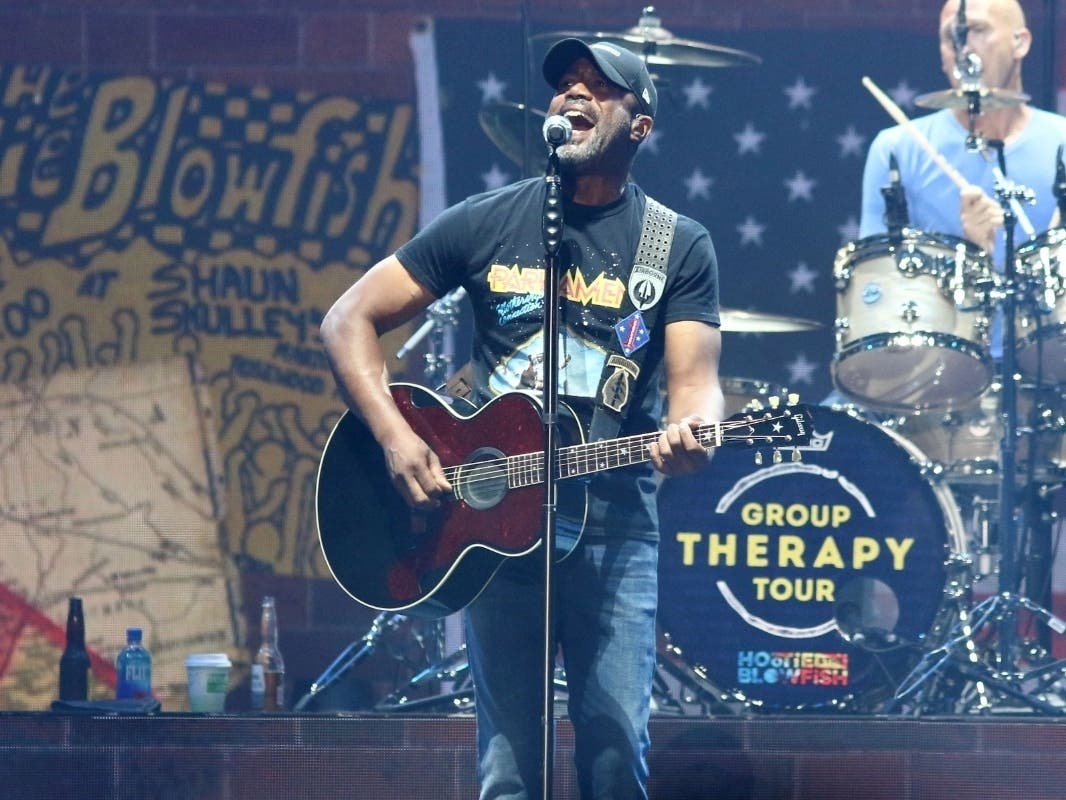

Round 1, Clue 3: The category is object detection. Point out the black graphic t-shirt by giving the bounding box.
[397,177,720,540]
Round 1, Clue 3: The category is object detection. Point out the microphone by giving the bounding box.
[881,152,909,235]
[542,115,572,149]
[952,0,968,53]
[951,0,983,88]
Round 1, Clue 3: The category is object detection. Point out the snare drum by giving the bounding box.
[657,406,965,712]
[1015,229,1066,385]
[832,231,994,411]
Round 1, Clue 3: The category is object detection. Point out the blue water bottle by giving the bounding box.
[115,627,152,699]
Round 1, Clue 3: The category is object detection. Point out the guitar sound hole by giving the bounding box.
[456,447,508,511]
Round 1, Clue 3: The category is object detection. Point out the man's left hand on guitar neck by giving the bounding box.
[647,416,714,477]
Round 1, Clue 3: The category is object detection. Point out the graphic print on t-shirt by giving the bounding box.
[487,263,626,400]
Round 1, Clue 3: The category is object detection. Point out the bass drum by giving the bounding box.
[657,406,965,712]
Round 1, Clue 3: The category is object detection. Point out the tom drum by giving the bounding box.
[832,231,994,411]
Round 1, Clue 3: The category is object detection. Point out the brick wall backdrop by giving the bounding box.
[0,1,1059,101]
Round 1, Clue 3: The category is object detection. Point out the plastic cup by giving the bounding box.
[185,653,231,712]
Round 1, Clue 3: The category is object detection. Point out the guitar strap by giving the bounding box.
[588,195,677,443]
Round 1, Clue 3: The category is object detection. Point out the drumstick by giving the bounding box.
[861,75,971,191]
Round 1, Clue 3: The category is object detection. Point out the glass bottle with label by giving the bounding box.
[250,595,285,711]
[58,597,91,701]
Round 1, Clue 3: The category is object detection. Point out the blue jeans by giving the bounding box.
[464,533,658,800]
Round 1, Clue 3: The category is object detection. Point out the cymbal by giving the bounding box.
[532,17,761,69]
[914,86,1030,111]
[478,101,546,167]
[719,308,823,333]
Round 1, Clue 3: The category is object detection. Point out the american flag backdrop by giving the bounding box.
[427,18,1055,406]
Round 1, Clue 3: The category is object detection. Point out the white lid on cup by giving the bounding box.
[185,653,232,668]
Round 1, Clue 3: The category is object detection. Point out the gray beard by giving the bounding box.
[557,125,631,175]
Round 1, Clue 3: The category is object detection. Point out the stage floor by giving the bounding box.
[3,711,1066,799]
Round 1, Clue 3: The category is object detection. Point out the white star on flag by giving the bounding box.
[784,170,816,202]
[481,163,511,191]
[789,262,818,293]
[683,168,714,200]
[890,79,919,109]
[836,215,861,243]
[734,122,767,155]
[737,215,766,247]
[476,72,508,105]
[784,77,816,110]
[836,125,866,158]
[786,352,818,385]
[682,77,714,109]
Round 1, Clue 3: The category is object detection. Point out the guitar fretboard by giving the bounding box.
[442,411,803,492]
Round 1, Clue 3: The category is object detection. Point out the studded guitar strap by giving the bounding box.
[587,195,677,444]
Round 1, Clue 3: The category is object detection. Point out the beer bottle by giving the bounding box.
[250,596,285,711]
[58,597,91,701]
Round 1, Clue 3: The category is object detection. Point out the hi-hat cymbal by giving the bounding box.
[914,86,1030,111]
[719,308,823,333]
[532,11,761,70]
[478,101,546,167]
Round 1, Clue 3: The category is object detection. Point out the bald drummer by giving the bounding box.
[859,0,1066,265]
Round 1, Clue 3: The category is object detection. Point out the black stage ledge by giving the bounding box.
[2,712,1066,799]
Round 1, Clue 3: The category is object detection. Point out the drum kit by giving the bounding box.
[656,62,1066,715]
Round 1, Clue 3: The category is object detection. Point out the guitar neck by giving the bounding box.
[435,402,809,495]
[510,418,754,488]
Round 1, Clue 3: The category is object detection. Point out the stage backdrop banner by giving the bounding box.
[0,64,420,708]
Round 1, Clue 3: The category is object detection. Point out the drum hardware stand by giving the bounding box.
[888,592,1066,715]
[293,611,407,711]
[375,644,476,713]
[653,634,746,716]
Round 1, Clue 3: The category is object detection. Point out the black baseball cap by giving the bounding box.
[542,38,658,118]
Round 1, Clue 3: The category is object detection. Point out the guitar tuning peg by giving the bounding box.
[772,448,783,464]
[792,447,801,462]
[787,392,800,406]
[768,396,781,410]
[754,451,763,466]
[749,399,764,412]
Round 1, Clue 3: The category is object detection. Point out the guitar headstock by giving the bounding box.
[718,393,814,465]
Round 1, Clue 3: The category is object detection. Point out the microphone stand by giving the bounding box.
[538,143,564,800]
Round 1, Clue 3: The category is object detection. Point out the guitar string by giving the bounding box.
[438,413,803,492]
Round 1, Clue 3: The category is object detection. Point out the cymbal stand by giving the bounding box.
[396,286,467,389]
